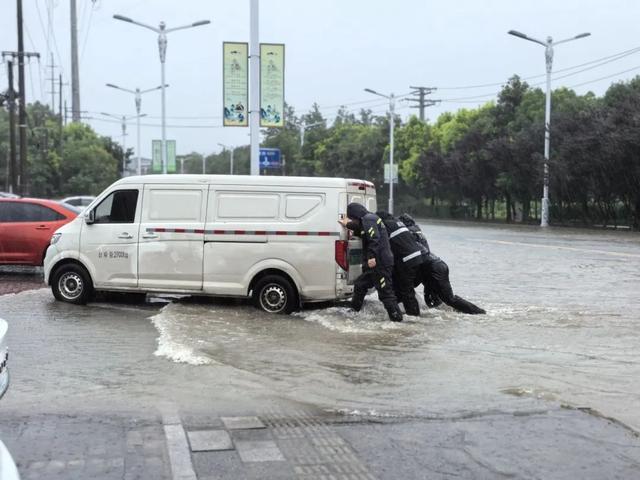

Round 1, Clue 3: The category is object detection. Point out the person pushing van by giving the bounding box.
[338,203,403,322]
[399,213,486,315]
[376,211,427,316]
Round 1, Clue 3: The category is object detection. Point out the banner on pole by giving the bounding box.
[151,140,177,173]
[223,42,249,127]
[166,140,176,173]
[260,43,285,127]
[152,140,162,173]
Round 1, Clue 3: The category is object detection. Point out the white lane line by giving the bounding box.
[162,410,197,480]
[475,239,640,258]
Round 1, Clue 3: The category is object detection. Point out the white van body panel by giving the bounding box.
[44,175,377,305]
[138,184,207,290]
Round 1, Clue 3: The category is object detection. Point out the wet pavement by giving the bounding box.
[0,221,639,479]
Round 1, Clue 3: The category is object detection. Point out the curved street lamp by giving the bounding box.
[508,30,591,227]
[364,88,396,214]
[113,15,211,174]
[105,83,167,175]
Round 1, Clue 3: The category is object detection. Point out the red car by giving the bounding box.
[0,198,78,266]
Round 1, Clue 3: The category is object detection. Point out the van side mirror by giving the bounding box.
[84,209,95,225]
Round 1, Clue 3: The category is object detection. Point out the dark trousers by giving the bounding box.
[421,259,485,315]
[352,265,403,321]
[393,263,421,316]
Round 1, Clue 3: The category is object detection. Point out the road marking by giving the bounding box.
[476,239,640,258]
[162,408,197,480]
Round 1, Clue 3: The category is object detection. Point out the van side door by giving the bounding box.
[138,184,206,290]
[80,187,141,287]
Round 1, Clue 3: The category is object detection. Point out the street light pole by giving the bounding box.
[299,121,323,148]
[250,0,260,175]
[218,143,234,174]
[508,30,590,227]
[101,112,147,176]
[113,14,210,175]
[105,83,165,175]
[364,88,396,214]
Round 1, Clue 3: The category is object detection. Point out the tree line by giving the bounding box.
[1,75,639,229]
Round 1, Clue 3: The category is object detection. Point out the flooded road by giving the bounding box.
[150,222,640,429]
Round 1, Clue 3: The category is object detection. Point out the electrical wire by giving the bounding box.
[89,116,226,129]
[567,65,640,89]
[80,2,97,63]
[35,0,64,77]
[436,44,640,90]
[23,21,46,103]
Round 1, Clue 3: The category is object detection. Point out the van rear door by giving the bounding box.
[343,180,377,284]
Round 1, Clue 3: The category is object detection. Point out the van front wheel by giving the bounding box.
[52,264,92,305]
[252,275,297,314]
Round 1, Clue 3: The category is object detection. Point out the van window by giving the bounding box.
[146,189,203,221]
[348,194,363,205]
[285,194,323,219]
[216,192,279,219]
[366,196,377,212]
[94,190,138,224]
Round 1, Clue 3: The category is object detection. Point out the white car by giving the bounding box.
[0,318,20,480]
[59,196,95,212]
[44,175,376,313]
[0,319,8,399]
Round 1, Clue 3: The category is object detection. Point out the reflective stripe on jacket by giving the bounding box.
[380,218,427,268]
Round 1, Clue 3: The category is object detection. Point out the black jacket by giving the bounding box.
[378,212,427,269]
[346,203,394,267]
[398,213,430,253]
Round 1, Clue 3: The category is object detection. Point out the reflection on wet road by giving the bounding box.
[150,222,640,429]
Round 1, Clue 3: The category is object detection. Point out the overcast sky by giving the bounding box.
[2,0,640,158]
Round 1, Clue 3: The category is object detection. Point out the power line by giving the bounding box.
[80,1,97,63]
[437,44,640,91]
[568,64,640,89]
[439,64,640,105]
[35,0,64,77]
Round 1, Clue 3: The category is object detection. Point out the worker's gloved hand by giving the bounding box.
[425,292,442,308]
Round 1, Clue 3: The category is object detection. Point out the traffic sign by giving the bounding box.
[259,148,282,169]
[384,164,398,184]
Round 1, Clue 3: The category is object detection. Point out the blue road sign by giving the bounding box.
[259,148,282,169]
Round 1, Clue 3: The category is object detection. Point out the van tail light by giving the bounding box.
[335,240,349,271]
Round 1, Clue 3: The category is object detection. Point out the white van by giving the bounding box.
[44,175,377,313]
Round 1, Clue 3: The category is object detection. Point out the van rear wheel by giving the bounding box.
[52,264,92,305]
[252,275,297,314]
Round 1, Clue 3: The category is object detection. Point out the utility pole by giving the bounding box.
[407,86,439,121]
[58,74,65,123]
[58,74,65,160]
[70,0,81,122]
[5,6,40,195]
[6,61,17,194]
[17,0,29,194]
[46,53,57,111]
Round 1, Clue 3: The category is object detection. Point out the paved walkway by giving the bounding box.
[2,406,640,480]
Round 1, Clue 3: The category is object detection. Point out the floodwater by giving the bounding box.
[150,222,640,430]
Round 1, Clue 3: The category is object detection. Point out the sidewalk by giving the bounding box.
[1,405,639,480]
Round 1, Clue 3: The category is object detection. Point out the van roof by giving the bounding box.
[114,174,375,190]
